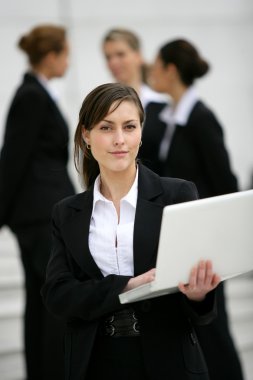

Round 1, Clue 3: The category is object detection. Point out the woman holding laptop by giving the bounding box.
[42,82,221,380]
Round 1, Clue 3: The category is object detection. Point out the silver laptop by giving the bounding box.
[119,189,253,304]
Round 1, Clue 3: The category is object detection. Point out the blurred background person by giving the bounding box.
[149,38,243,380]
[0,24,75,380]
[102,27,169,174]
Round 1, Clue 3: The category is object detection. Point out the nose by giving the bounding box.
[108,55,118,69]
[113,129,125,146]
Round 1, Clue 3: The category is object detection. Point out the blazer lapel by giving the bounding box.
[61,190,103,279]
[133,164,165,275]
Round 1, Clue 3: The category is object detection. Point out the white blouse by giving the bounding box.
[88,170,138,277]
[159,86,199,161]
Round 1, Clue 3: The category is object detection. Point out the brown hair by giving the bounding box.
[18,24,66,65]
[74,82,144,188]
[159,39,210,86]
[102,28,149,84]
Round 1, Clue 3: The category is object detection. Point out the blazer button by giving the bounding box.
[141,300,151,313]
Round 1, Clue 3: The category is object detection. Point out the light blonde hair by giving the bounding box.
[103,28,150,84]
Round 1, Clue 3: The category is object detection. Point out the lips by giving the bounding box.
[111,151,128,154]
[110,151,129,157]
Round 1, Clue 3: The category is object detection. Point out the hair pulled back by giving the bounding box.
[159,39,209,85]
[18,24,66,65]
[74,82,144,188]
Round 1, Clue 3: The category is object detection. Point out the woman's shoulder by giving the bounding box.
[55,190,91,209]
[140,162,192,185]
[52,190,92,225]
[14,73,47,101]
[160,176,199,202]
[160,174,193,188]
[190,100,221,125]
[139,164,198,202]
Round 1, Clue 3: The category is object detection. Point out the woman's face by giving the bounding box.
[83,100,142,177]
[47,41,70,78]
[103,40,143,84]
[150,55,170,94]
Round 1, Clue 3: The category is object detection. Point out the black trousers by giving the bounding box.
[12,223,65,380]
[195,283,244,380]
[86,335,148,380]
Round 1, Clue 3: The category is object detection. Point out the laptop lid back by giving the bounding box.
[154,190,253,290]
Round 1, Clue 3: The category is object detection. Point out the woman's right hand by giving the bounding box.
[123,268,156,292]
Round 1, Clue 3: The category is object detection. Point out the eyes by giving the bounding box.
[105,51,127,62]
[99,124,137,132]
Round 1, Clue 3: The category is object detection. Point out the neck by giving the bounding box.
[100,165,137,203]
[170,82,188,105]
[124,73,142,95]
[32,65,52,80]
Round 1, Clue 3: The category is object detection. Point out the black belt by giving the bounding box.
[99,307,140,337]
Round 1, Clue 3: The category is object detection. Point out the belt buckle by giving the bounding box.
[132,311,140,333]
[106,324,115,336]
[102,309,140,337]
[105,315,115,336]
[133,321,140,333]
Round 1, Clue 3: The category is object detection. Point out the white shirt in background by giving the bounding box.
[34,72,59,102]
[140,83,169,110]
[159,86,199,161]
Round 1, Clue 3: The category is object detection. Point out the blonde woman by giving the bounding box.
[102,28,169,174]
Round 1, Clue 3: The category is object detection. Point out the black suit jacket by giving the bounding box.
[42,164,217,380]
[0,72,75,228]
[139,101,167,174]
[161,101,238,198]
[154,101,243,380]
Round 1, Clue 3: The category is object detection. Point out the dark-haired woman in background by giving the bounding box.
[150,39,244,380]
[0,25,75,380]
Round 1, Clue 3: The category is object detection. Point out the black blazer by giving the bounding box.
[139,101,167,174]
[161,101,238,198]
[153,101,243,380]
[42,164,217,380]
[0,73,75,228]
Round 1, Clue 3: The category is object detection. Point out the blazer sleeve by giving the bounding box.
[191,106,238,195]
[41,203,131,322]
[0,88,46,226]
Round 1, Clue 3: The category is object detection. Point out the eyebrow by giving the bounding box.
[102,119,139,124]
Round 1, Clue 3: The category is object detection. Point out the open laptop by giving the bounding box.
[119,189,253,304]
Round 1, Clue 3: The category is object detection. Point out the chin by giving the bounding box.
[114,74,127,84]
[111,162,134,173]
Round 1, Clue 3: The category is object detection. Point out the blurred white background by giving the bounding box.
[0,1,253,379]
[0,0,253,191]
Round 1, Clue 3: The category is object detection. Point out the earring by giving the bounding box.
[86,144,91,150]
[139,141,142,147]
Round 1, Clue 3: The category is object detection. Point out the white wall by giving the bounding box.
[0,2,253,379]
[0,0,253,191]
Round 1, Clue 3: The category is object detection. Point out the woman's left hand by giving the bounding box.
[178,260,221,302]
